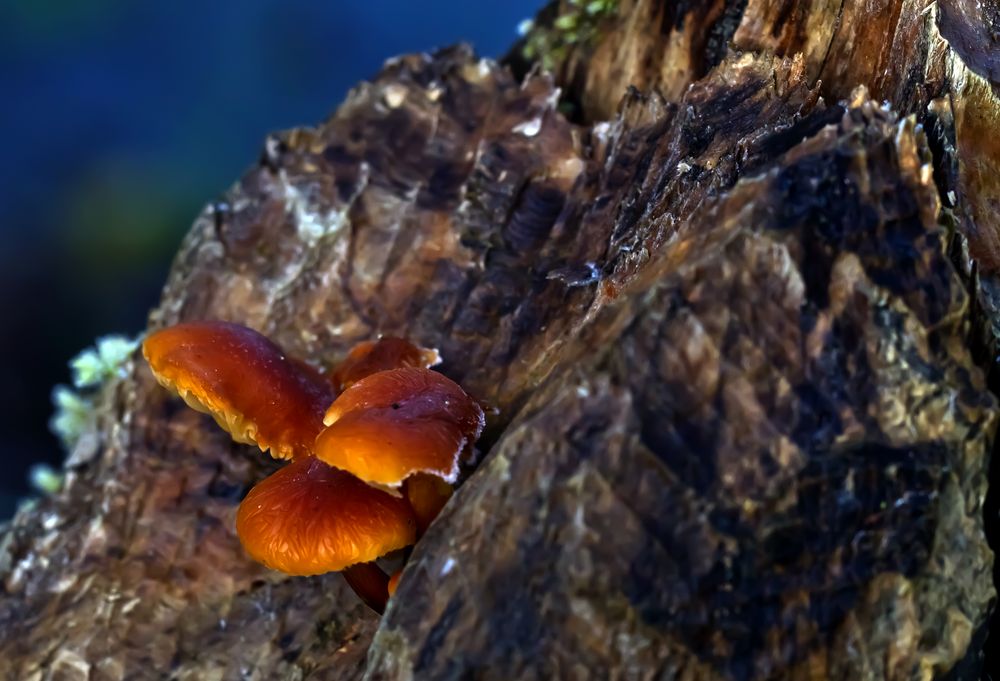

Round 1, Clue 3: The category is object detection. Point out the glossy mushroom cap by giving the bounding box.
[142,321,334,460]
[236,456,417,575]
[331,337,440,391]
[315,367,485,488]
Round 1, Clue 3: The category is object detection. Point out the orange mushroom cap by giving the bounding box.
[236,456,417,575]
[315,367,485,488]
[142,321,334,460]
[331,337,440,391]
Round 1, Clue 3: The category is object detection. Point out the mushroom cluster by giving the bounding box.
[142,321,484,613]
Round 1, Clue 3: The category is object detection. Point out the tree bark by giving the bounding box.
[3,1,1000,680]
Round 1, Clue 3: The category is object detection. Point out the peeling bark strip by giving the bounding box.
[2,1,1000,680]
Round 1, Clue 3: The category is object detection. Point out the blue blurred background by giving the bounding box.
[0,0,540,517]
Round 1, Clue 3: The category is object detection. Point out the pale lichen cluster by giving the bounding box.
[45,335,141,489]
[519,0,618,72]
[68,335,140,388]
[51,335,140,447]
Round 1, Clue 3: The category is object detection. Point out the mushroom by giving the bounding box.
[315,366,485,532]
[332,336,441,391]
[142,321,333,460]
[142,322,483,614]
[236,456,415,613]
[142,322,407,613]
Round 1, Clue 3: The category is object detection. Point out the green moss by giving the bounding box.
[70,334,141,388]
[29,463,64,495]
[519,0,618,72]
[50,333,142,450]
[49,384,95,450]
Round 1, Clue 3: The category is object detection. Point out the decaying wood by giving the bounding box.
[3,1,1000,679]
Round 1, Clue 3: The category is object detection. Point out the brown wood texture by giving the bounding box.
[3,1,1000,679]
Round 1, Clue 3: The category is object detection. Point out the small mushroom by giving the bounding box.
[236,456,416,613]
[331,337,441,391]
[142,323,482,613]
[316,367,484,487]
[142,321,333,460]
[315,366,484,532]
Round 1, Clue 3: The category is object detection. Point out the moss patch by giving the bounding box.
[520,0,618,72]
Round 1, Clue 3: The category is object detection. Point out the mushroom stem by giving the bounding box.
[387,568,403,596]
[403,473,454,535]
[342,562,390,615]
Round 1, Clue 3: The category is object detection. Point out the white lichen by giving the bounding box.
[49,385,95,450]
[512,117,543,137]
[49,335,142,460]
[278,169,351,245]
[70,335,141,389]
[29,464,63,495]
[383,83,408,109]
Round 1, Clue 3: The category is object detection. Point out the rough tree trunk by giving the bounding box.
[3,1,1000,679]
